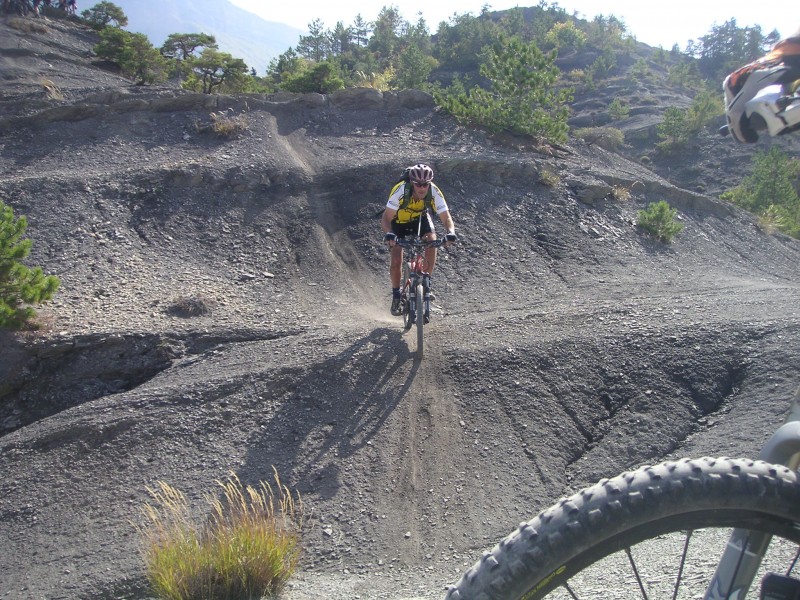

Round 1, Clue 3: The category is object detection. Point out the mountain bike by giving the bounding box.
[394,234,444,361]
[445,384,800,600]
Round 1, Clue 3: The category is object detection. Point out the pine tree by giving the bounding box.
[0,201,60,329]
[434,34,572,142]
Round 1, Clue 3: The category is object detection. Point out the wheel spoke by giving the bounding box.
[671,529,693,600]
[563,582,579,600]
[625,546,650,600]
[786,547,800,576]
[722,532,751,600]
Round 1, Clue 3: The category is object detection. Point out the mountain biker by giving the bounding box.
[381,163,457,316]
[723,26,800,143]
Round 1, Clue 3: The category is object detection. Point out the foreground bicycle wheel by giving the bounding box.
[445,457,800,600]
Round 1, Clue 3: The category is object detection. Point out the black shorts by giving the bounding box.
[391,212,434,239]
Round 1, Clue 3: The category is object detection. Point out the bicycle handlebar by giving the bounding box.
[395,238,446,249]
[394,238,446,249]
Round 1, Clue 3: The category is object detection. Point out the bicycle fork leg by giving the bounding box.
[422,273,431,322]
[703,420,800,600]
[703,531,772,600]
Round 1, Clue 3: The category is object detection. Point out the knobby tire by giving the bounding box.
[402,263,412,331]
[415,283,424,358]
[445,457,800,600]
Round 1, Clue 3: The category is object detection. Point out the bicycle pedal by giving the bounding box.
[761,573,800,600]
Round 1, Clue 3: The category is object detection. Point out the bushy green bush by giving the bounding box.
[607,98,630,120]
[281,61,344,94]
[0,201,60,329]
[95,28,168,85]
[81,1,128,29]
[684,89,724,132]
[543,21,586,53]
[637,200,684,243]
[721,147,800,238]
[655,106,691,154]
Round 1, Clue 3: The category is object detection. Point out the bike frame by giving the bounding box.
[703,385,800,600]
[395,212,442,327]
[393,212,444,359]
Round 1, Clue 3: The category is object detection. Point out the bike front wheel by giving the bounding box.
[445,457,800,600]
[415,283,424,358]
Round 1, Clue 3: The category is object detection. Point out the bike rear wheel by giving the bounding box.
[445,457,800,600]
[415,283,424,358]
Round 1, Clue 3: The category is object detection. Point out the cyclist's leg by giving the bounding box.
[390,222,410,316]
[390,220,412,287]
[419,212,437,274]
[389,245,403,289]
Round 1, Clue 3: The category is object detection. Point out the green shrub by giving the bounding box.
[637,200,684,243]
[667,62,705,90]
[631,58,651,81]
[539,169,560,187]
[721,147,800,239]
[656,106,690,153]
[281,60,344,94]
[607,98,630,120]
[0,201,60,329]
[138,471,304,600]
[433,34,572,143]
[543,21,586,53]
[95,28,168,85]
[684,89,724,133]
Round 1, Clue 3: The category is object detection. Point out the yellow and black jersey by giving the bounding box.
[386,182,449,224]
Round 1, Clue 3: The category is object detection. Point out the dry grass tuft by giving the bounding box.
[137,470,304,600]
[167,295,213,318]
[539,168,561,187]
[41,79,63,101]
[611,185,632,202]
[196,108,249,138]
[573,126,625,151]
[8,18,49,34]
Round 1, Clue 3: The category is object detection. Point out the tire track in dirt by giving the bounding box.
[370,326,483,565]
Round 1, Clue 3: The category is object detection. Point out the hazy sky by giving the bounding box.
[228,0,797,49]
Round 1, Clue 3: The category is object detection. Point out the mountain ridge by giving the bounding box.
[111,0,302,73]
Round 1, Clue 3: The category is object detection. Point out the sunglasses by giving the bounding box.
[412,180,430,187]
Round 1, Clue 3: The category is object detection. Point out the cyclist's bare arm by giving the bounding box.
[381,207,397,235]
[438,209,455,234]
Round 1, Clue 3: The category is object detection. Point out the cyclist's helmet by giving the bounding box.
[408,164,434,184]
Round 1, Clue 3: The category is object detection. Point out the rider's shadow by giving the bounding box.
[240,327,420,500]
